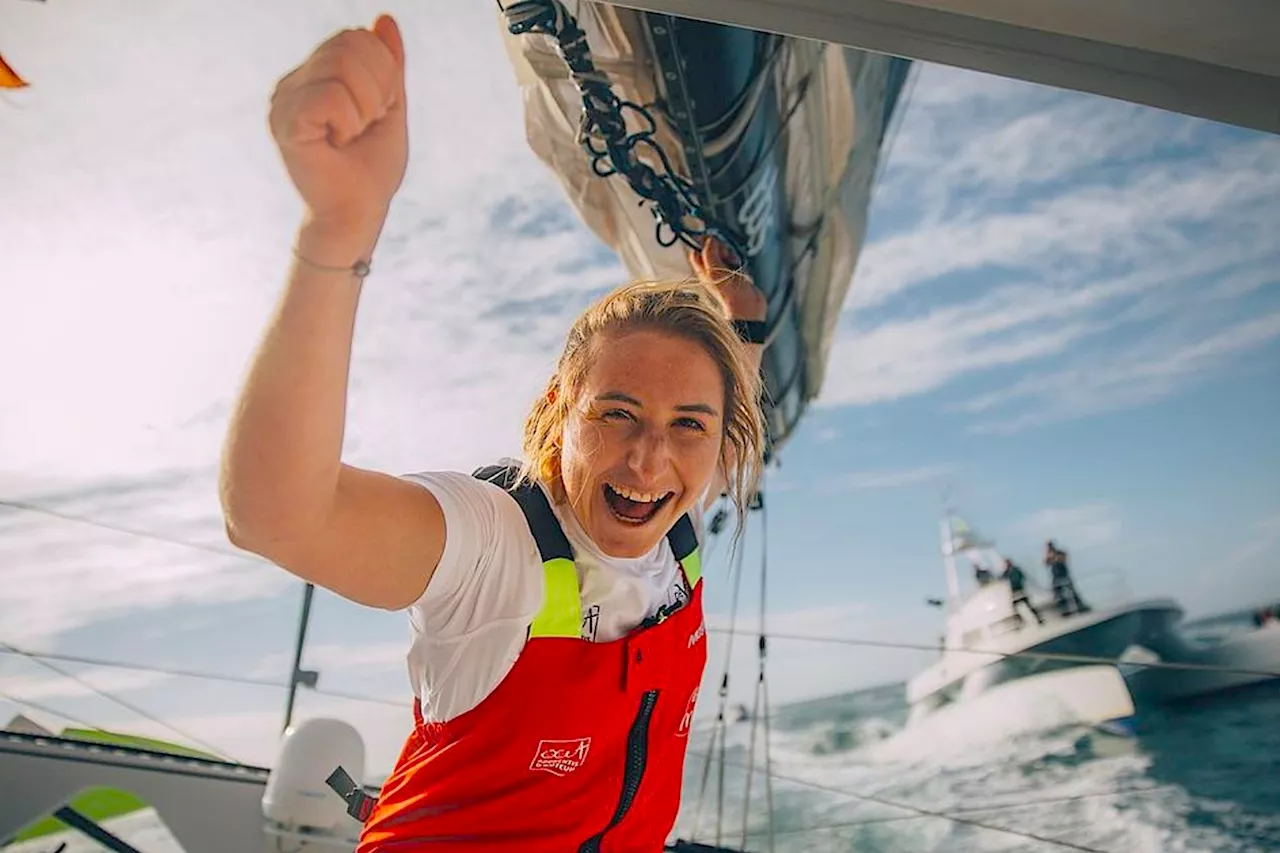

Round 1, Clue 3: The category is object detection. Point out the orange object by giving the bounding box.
[0,52,28,89]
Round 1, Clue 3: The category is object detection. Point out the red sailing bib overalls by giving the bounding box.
[351,465,708,852]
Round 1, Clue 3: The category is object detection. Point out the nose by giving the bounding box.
[626,421,671,482]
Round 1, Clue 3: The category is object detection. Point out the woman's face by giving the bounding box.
[560,328,725,558]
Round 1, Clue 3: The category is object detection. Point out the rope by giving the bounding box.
[685,744,1172,852]
[0,644,411,709]
[690,511,749,841]
[0,686,110,735]
[0,497,266,563]
[740,483,776,852]
[0,642,235,760]
[708,629,1280,680]
[501,0,748,260]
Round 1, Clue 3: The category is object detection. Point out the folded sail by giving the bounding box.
[499,1,910,449]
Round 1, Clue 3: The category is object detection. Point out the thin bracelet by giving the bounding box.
[292,247,372,280]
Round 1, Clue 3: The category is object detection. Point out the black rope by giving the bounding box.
[747,782,1181,838]
[708,629,1280,680]
[0,686,109,734]
[0,497,265,563]
[0,643,411,709]
[5,495,1275,680]
[689,506,750,843]
[0,641,235,760]
[685,744,1170,852]
[741,484,775,852]
[502,0,748,260]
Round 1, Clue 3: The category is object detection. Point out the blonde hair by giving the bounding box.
[519,277,766,543]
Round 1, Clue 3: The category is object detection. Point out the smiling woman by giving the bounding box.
[217,14,768,853]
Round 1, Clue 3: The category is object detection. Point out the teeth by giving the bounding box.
[609,483,669,504]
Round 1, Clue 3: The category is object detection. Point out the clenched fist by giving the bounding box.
[269,15,408,243]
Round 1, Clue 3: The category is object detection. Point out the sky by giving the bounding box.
[1,0,1278,774]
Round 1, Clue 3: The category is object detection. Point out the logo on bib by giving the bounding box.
[687,618,706,648]
[530,738,592,776]
[677,687,699,737]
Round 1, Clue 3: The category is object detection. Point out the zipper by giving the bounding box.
[578,690,659,853]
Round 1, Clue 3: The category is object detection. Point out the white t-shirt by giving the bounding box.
[402,467,705,724]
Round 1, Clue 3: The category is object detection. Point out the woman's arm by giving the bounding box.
[219,18,444,611]
[689,239,767,510]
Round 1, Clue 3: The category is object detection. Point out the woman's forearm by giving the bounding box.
[219,219,379,551]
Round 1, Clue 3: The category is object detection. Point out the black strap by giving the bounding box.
[667,512,698,563]
[473,464,573,562]
[473,463,696,564]
[326,766,377,822]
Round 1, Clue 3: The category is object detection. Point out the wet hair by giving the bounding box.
[518,277,767,545]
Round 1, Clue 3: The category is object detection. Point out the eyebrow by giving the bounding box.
[596,392,720,418]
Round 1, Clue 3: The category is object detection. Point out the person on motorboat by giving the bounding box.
[1001,558,1043,626]
[219,16,768,852]
[1044,540,1089,616]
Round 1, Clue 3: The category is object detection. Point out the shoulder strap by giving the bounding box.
[473,464,579,638]
[668,512,701,588]
[473,464,572,562]
[471,464,703,630]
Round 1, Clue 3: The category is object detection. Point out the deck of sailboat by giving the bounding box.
[0,729,275,851]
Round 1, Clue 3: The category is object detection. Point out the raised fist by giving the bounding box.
[269,15,408,239]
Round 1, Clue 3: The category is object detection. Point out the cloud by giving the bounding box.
[0,482,289,647]
[0,666,172,702]
[1015,504,1121,550]
[819,62,1280,420]
[831,465,954,491]
[1226,512,1280,568]
[248,641,409,681]
[962,311,1280,434]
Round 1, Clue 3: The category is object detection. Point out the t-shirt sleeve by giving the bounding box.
[400,471,543,638]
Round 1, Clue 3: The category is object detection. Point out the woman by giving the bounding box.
[219,15,768,852]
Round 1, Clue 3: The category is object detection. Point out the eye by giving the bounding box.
[602,408,634,422]
[675,417,707,432]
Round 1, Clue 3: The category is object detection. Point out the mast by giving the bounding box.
[281,582,319,734]
[941,516,961,601]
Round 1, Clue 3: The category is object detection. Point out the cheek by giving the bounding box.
[561,420,607,491]
[676,434,723,481]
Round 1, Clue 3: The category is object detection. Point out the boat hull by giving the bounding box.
[907,600,1182,726]
[1125,622,1280,703]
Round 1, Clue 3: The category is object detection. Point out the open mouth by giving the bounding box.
[603,483,674,525]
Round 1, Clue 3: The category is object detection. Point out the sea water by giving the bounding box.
[674,664,1280,853]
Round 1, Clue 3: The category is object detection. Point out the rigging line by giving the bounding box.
[691,503,751,841]
[0,498,263,564]
[0,686,109,734]
[739,476,775,853]
[707,628,1280,680]
[682,746,1113,853]
[0,641,236,761]
[0,645,412,709]
[749,782,1184,838]
[690,733,1177,829]
[0,645,286,689]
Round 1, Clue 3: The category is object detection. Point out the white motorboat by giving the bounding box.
[1122,610,1280,703]
[905,515,1183,732]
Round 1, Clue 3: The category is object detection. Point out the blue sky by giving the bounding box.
[0,0,1278,773]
